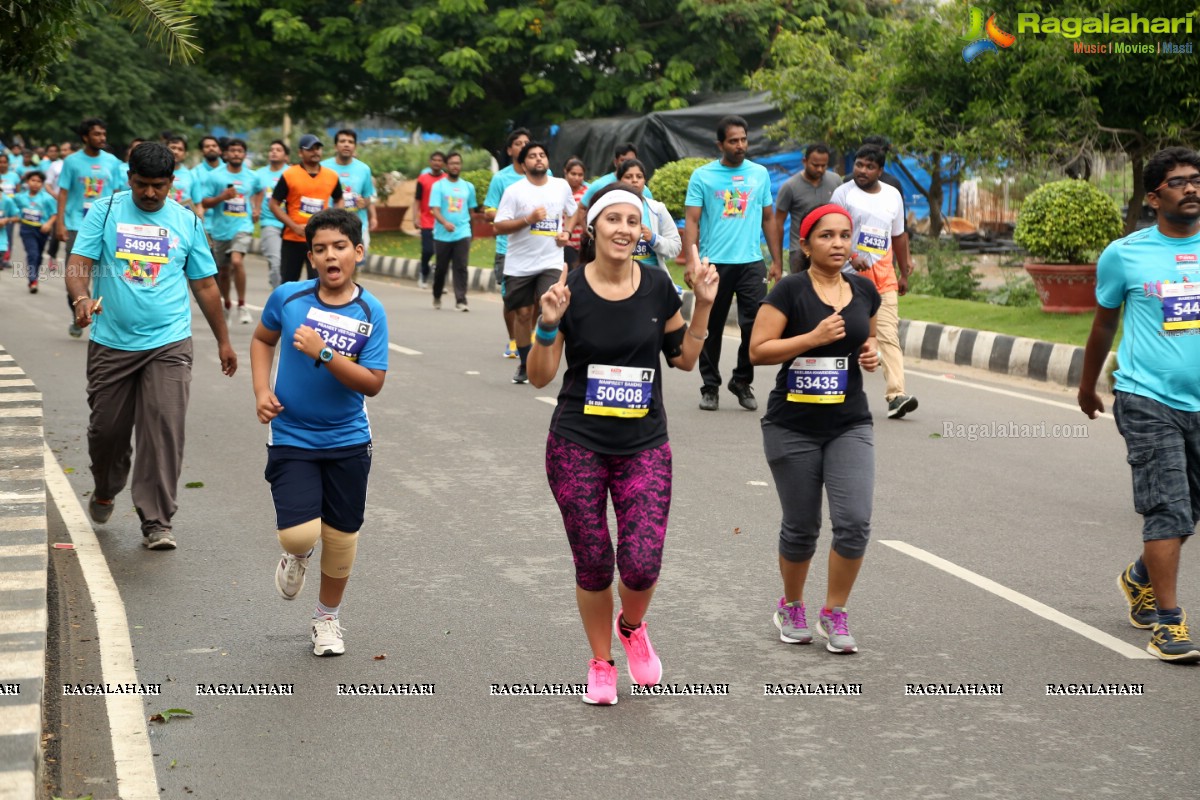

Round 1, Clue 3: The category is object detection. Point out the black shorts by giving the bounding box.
[265,442,372,532]
[503,268,561,312]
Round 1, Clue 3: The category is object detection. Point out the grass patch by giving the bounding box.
[369,231,497,267]
[901,294,1120,347]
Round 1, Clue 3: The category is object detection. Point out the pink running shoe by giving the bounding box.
[582,658,618,705]
[615,613,663,687]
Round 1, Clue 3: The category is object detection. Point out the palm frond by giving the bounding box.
[105,0,202,64]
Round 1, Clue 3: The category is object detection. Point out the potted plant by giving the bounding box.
[647,157,709,264]
[1014,178,1123,313]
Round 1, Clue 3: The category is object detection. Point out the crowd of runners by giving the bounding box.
[3,114,1198,703]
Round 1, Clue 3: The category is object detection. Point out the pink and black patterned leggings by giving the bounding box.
[545,432,672,592]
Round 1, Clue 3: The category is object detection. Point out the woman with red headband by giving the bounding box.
[749,203,880,654]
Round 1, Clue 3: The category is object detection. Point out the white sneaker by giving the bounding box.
[223,305,232,322]
[417,277,427,290]
[456,302,469,312]
[311,615,345,656]
[238,306,252,325]
[275,550,310,600]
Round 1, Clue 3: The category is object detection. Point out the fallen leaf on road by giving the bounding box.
[63,467,74,474]
[929,433,942,439]
[733,527,741,535]
[373,654,387,660]
[185,481,205,488]
[149,708,194,724]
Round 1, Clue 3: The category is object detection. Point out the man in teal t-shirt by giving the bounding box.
[682,114,782,412]
[199,138,262,324]
[256,139,290,289]
[165,136,198,214]
[65,142,236,551]
[321,129,377,264]
[429,152,477,310]
[192,135,223,237]
[1079,146,1200,663]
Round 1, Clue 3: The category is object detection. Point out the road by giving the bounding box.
[1,244,1193,800]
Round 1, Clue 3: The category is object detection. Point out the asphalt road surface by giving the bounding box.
[2,243,1194,800]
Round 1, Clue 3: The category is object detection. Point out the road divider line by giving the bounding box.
[43,444,161,799]
[388,343,422,356]
[879,539,1154,660]
[536,397,556,406]
[907,368,1110,419]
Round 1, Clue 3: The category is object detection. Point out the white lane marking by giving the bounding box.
[746,481,769,487]
[388,343,422,356]
[0,378,35,387]
[465,371,480,375]
[907,368,1111,419]
[0,407,42,418]
[43,445,161,798]
[879,539,1154,660]
[0,393,42,402]
[536,397,557,406]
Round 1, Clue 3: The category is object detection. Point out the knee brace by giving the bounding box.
[277,519,321,556]
[320,523,359,578]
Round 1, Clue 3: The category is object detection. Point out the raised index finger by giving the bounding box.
[557,263,568,285]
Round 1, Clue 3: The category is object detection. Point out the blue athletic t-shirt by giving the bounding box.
[0,196,17,250]
[485,165,522,256]
[0,168,21,198]
[192,161,221,232]
[430,178,477,243]
[202,166,261,241]
[320,157,376,229]
[70,193,217,351]
[685,159,773,264]
[1096,225,1200,412]
[255,166,287,228]
[261,280,390,449]
[169,166,196,209]
[14,190,57,228]
[58,151,122,231]
[580,172,654,207]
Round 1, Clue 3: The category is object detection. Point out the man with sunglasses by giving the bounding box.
[1079,146,1200,663]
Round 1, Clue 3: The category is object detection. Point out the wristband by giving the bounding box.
[535,330,557,346]
[687,326,708,342]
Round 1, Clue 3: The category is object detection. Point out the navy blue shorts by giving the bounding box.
[264,442,372,532]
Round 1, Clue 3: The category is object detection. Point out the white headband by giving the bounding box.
[586,190,644,227]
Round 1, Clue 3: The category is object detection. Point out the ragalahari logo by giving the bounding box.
[962,7,1016,62]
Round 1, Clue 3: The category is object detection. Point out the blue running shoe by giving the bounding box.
[1147,612,1200,663]
[1117,562,1157,629]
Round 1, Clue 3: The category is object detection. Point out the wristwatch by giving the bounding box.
[319,347,334,363]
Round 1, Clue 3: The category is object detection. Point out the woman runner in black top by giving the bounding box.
[750,203,880,655]
[527,183,719,705]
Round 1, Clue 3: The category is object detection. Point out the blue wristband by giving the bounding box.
[535,326,558,346]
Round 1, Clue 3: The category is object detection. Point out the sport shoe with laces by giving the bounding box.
[887,394,918,419]
[512,364,528,384]
[774,597,813,644]
[142,526,176,550]
[1147,611,1200,663]
[582,658,618,705]
[88,496,115,524]
[311,615,345,656]
[816,606,858,653]
[1117,562,1157,629]
[615,613,662,687]
[275,550,311,600]
[728,379,757,411]
[699,387,719,411]
[504,339,518,358]
[237,305,252,324]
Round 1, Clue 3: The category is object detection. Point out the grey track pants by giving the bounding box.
[87,338,193,531]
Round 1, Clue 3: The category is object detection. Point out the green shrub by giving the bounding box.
[985,271,1041,307]
[909,241,981,300]
[460,169,494,210]
[648,157,710,220]
[1014,179,1123,263]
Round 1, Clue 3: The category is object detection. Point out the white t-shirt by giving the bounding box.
[495,176,578,277]
[45,159,64,195]
[829,181,904,271]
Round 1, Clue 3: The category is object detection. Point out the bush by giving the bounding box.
[647,157,710,220]
[1014,179,1123,263]
[460,169,494,210]
[985,271,1041,307]
[908,241,981,300]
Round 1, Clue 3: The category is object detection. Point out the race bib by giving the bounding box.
[530,217,560,236]
[787,357,848,404]
[632,238,657,263]
[856,225,888,257]
[584,364,654,418]
[21,207,43,225]
[343,189,358,208]
[115,223,170,264]
[224,194,247,217]
[304,307,373,361]
[1161,281,1200,331]
[0,183,14,197]
[298,195,324,219]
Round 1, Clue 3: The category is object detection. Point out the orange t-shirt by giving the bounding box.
[276,165,342,242]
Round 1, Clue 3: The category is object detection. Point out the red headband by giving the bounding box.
[799,203,853,241]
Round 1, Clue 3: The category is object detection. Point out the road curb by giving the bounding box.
[0,345,47,800]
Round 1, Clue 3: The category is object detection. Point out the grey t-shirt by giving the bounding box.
[776,170,843,249]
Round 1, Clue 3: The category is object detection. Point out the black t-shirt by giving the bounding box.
[550,265,683,455]
[762,272,881,435]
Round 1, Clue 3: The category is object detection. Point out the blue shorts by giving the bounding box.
[1113,391,1200,542]
[265,442,372,532]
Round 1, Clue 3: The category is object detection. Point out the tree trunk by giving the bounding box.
[927,172,944,239]
[1123,146,1145,235]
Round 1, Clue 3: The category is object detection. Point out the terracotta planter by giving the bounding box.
[375,205,408,232]
[1023,261,1097,314]
[470,211,495,239]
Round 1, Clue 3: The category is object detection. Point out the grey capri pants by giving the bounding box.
[762,418,874,563]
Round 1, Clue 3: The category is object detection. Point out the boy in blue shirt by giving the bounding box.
[13,170,59,292]
[251,208,389,657]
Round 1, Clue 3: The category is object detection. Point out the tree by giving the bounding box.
[0,0,199,90]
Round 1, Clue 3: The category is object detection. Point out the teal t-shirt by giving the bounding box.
[0,196,17,250]
[684,159,773,264]
[70,193,217,352]
[320,157,375,228]
[192,161,221,232]
[0,168,21,198]
[59,151,123,231]
[169,166,196,209]
[430,178,477,243]
[1097,226,1200,411]
[255,166,287,229]
[201,166,261,240]
[580,171,653,207]
[14,190,57,228]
